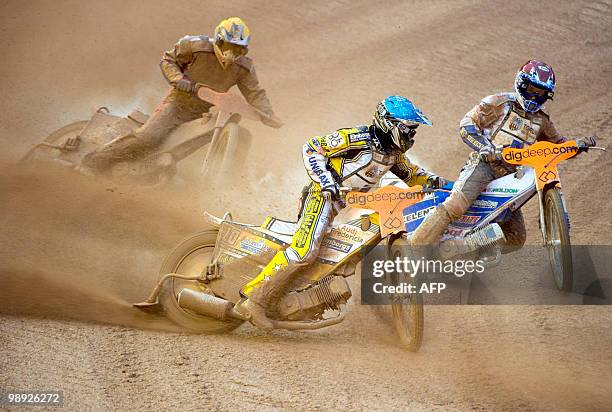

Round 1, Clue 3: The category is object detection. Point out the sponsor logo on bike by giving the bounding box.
[221,226,241,245]
[347,190,424,207]
[240,238,270,255]
[383,216,401,229]
[502,141,579,190]
[538,170,557,182]
[404,206,435,223]
[490,187,519,194]
[456,215,480,224]
[329,226,363,243]
[322,237,352,253]
[503,145,578,162]
[472,199,498,209]
[445,227,464,237]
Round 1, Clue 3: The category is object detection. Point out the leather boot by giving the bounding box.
[235,253,299,330]
[234,298,274,330]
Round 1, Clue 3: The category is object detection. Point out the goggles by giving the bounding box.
[217,40,248,56]
[396,121,418,138]
[518,78,554,104]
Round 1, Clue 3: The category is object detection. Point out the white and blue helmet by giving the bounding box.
[373,95,432,152]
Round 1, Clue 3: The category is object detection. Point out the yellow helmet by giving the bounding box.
[213,17,250,69]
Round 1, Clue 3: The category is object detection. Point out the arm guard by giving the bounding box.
[160,36,195,84]
[459,124,491,151]
[236,61,274,117]
[391,153,437,187]
[458,97,508,150]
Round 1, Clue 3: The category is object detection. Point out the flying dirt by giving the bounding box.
[1,0,612,410]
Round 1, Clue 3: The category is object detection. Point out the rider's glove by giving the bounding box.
[174,77,194,93]
[478,145,502,163]
[261,114,284,129]
[576,136,597,153]
[426,176,446,189]
[321,183,341,202]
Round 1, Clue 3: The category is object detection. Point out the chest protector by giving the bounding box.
[492,107,542,149]
[334,145,397,190]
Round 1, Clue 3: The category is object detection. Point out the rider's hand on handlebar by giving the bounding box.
[478,145,503,163]
[174,77,195,93]
[261,114,284,129]
[426,176,446,190]
[576,136,597,153]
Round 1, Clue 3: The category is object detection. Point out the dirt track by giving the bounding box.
[1,0,612,410]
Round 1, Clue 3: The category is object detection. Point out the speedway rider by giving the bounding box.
[236,95,445,329]
[410,60,597,249]
[82,17,281,171]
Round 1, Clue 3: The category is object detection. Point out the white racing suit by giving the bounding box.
[242,125,440,306]
[411,92,566,249]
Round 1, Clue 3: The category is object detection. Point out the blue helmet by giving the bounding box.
[373,95,432,152]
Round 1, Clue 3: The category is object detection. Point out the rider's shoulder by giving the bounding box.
[337,125,371,146]
[177,35,214,53]
[481,92,515,108]
[235,55,254,71]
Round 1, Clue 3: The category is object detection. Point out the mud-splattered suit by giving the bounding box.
[413,92,566,249]
[83,35,274,169]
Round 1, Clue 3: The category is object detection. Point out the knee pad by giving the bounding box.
[443,191,469,220]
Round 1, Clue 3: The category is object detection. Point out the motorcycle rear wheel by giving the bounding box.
[159,230,244,333]
[21,120,89,164]
[388,238,424,352]
[544,188,573,292]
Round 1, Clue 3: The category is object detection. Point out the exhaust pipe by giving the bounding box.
[177,289,236,321]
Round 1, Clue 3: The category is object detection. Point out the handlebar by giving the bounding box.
[193,83,282,128]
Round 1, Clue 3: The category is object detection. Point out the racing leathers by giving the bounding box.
[82,35,275,170]
[241,125,441,323]
[411,92,566,249]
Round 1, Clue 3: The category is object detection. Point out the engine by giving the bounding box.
[278,275,352,321]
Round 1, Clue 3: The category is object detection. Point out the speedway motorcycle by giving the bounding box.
[134,140,599,352]
[21,85,273,186]
[134,191,427,352]
[403,140,604,292]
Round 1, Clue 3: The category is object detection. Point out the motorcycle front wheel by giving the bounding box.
[388,238,424,352]
[201,122,252,183]
[158,230,244,333]
[544,187,573,292]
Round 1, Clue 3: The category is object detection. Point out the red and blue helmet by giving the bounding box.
[514,60,555,113]
[373,95,432,152]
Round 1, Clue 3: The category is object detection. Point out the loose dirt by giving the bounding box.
[1,0,612,410]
